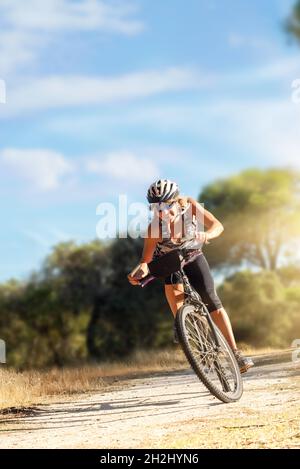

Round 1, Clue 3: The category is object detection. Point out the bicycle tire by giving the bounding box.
[175,304,243,403]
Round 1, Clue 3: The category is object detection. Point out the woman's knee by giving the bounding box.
[203,291,223,313]
[165,284,185,315]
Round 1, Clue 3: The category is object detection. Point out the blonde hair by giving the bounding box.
[168,195,189,210]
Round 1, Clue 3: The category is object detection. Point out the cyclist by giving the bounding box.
[128,179,254,373]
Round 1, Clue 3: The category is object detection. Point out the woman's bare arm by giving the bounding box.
[140,224,160,262]
[127,224,160,284]
[188,197,224,241]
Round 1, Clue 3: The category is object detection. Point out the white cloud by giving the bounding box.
[0,148,74,191]
[50,228,74,242]
[0,30,43,77]
[76,97,300,170]
[0,0,144,77]
[87,151,160,183]
[218,98,300,167]
[178,97,300,169]
[4,55,299,118]
[23,226,75,247]
[0,79,6,103]
[3,54,298,117]
[22,229,51,248]
[1,0,144,34]
[0,146,163,196]
[228,33,274,51]
[221,56,300,88]
[37,55,300,172]
[2,67,204,116]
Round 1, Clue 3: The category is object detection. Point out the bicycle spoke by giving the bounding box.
[182,308,240,399]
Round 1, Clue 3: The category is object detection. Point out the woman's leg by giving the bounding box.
[210,308,237,350]
[164,283,185,317]
[184,254,237,351]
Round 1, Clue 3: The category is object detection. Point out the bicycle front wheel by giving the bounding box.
[175,304,243,403]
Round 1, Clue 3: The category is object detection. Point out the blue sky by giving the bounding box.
[0,0,300,281]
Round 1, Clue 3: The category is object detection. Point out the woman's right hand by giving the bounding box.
[127,262,149,286]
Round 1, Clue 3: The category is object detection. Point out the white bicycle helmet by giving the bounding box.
[147,179,180,203]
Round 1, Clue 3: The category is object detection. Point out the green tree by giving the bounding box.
[0,276,90,368]
[43,240,109,316]
[219,269,300,347]
[43,240,111,360]
[286,1,300,42]
[0,280,30,367]
[0,241,110,367]
[87,237,170,360]
[0,237,173,367]
[199,168,300,272]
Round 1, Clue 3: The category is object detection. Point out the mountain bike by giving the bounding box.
[139,249,243,403]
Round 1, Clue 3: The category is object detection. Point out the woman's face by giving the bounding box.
[152,200,180,223]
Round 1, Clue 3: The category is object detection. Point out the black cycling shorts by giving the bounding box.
[164,253,223,313]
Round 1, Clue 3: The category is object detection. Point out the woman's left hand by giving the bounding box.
[127,262,150,285]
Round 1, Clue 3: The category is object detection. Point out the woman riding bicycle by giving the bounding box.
[128,179,254,373]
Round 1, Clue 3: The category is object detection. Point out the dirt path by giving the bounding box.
[1,361,300,449]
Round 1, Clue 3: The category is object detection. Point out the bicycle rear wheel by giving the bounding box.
[175,304,243,403]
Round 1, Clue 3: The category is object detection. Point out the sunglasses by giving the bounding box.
[149,201,177,212]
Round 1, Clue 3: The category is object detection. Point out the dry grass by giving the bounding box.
[239,344,290,356]
[0,349,186,412]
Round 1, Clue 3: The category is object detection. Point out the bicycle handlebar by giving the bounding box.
[139,274,155,288]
